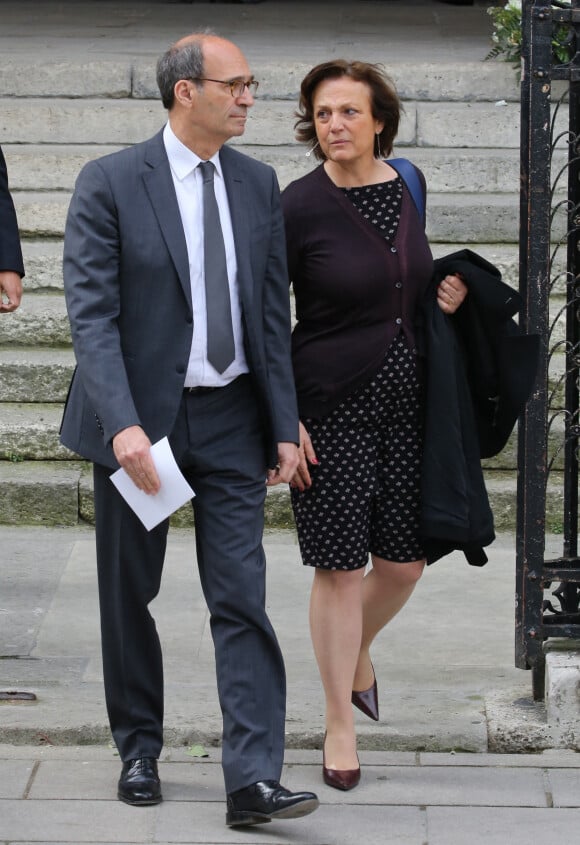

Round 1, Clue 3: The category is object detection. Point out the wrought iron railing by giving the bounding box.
[517,0,580,698]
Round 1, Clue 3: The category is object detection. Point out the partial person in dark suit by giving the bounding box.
[60,32,318,827]
[0,145,24,313]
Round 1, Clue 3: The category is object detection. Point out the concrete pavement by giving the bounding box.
[2,743,580,844]
[0,526,544,752]
[1,526,580,843]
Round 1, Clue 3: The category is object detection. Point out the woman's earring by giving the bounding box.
[375,132,383,160]
[305,140,320,158]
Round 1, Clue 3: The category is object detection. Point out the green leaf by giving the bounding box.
[186,744,209,758]
[484,2,573,71]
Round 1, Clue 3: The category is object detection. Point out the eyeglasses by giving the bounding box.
[188,77,259,97]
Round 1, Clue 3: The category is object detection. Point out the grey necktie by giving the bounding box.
[198,160,235,374]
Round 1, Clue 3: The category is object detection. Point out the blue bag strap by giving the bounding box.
[387,157,425,224]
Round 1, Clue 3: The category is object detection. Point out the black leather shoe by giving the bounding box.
[117,757,162,806]
[226,780,319,827]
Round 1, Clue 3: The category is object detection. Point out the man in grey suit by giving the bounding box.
[61,33,318,827]
[0,145,24,312]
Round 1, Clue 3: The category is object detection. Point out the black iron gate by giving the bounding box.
[517,0,580,698]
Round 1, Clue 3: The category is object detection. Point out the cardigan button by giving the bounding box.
[395,317,402,325]
[390,246,397,253]
[395,281,402,289]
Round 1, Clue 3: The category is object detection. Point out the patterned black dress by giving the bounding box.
[290,177,425,570]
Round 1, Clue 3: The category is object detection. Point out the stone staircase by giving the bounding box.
[0,45,565,529]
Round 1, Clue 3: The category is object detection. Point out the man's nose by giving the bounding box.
[238,85,254,105]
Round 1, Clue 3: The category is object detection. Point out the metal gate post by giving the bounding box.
[517,0,580,700]
[516,0,553,697]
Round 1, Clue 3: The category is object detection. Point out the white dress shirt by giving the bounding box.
[163,122,248,387]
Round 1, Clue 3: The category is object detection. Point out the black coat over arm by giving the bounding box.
[420,249,539,566]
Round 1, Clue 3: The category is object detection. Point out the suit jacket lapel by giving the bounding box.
[142,131,192,308]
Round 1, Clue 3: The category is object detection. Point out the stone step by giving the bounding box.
[2,283,567,349]
[0,286,567,394]
[487,471,567,536]
[0,403,72,461]
[0,339,528,460]
[2,94,571,151]
[0,96,545,151]
[5,144,545,195]
[0,293,70,346]
[9,144,568,199]
[17,241,524,292]
[5,145,126,192]
[0,458,567,534]
[1,390,571,472]
[0,98,304,147]
[0,60,133,99]
[75,463,298,530]
[0,289,567,432]
[11,193,68,239]
[0,58,521,103]
[12,189,524,243]
[0,376,569,439]
[129,60,520,104]
[0,354,568,449]
[483,409,572,472]
[0,459,294,529]
[0,389,570,467]
[0,348,75,403]
[0,460,82,527]
[18,241,63,291]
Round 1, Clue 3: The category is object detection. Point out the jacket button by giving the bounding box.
[390,246,397,254]
[395,281,402,289]
[395,317,402,325]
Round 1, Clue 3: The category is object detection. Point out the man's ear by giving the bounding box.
[174,79,195,107]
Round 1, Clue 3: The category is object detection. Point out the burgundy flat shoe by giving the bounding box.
[351,668,379,721]
[322,734,361,792]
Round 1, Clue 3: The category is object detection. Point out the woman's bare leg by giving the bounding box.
[309,566,365,770]
[352,556,425,691]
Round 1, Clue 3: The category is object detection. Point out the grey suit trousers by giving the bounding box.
[93,375,286,793]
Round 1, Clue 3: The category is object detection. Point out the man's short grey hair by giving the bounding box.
[156,30,215,109]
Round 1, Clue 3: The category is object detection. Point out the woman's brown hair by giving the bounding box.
[295,60,401,162]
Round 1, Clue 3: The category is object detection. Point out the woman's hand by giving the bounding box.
[290,421,318,492]
[437,273,467,315]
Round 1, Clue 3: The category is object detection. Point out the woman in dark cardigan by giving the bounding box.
[281,60,467,791]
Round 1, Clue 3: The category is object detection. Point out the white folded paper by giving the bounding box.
[110,437,194,531]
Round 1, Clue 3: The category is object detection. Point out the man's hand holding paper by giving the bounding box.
[110,436,194,531]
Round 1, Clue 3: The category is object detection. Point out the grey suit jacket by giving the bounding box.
[60,129,299,469]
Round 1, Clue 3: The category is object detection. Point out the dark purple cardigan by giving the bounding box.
[282,164,434,418]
